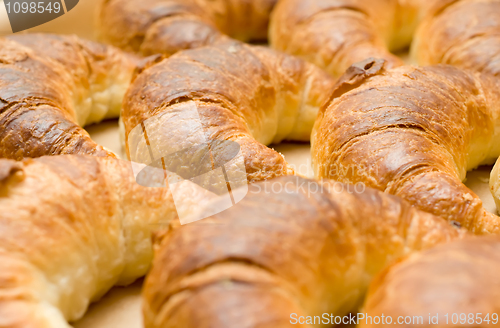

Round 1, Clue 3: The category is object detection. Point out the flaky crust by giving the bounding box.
[98,0,278,56]
[361,236,500,327]
[312,59,500,234]
[143,176,465,328]
[270,0,500,78]
[0,155,177,327]
[269,0,417,76]
[122,40,335,182]
[0,34,137,160]
[413,0,500,77]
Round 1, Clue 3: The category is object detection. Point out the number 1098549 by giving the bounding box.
[5,1,61,14]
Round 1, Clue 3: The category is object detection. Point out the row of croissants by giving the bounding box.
[1,0,500,327]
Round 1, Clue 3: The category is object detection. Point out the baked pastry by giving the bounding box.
[0,155,180,326]
[98,0,278,56]
[0,34,137,160]
[143,176,465,327]
[123,40,335,182]
[270,0,500,78]
[312,59,500,234]
[491,158,500,213]
[269,0,416,76]
[413,0,500,77]
[361,236,500,327]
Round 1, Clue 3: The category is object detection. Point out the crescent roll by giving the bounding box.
[361,236,500,328]
[98,0,278,56]
[270,0,500,78]
[123,40,335,183]
[0,155,178,327]
[312,59,500,234]
[269,0,416,76]
[143,176,464,328]
[0,34,137,160]
[413,0,500,77]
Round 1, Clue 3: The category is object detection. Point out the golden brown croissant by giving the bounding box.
[270,0,500,78]
[98,0,278,56]
[122,40,335,183]
[413,0,500,77]
[361,236,500,328]
[0,155,179,327]
[0,34,137,160]
[142,175,465,327]
[312,59,500,234]
[269,0,415,76]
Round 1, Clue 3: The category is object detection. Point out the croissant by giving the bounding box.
[142,175,464,327]
[0,34,137,160]
[270,0,500,78]
[361,236,500,327]
[312,58,500,234]
[491,159,500,213]
[98,0,278,56]
[412,0,500,77]
[269,0,413,76]
[122,40,335,182]
[0,155,182,326]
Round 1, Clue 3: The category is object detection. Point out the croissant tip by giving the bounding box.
[322,57,388,109]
